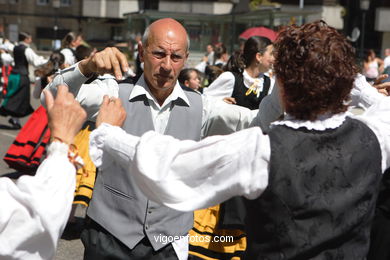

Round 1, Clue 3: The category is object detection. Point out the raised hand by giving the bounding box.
[96,95,127,128]
[44,85,87,144]
[78,47,129,80]
[373,74,390,96]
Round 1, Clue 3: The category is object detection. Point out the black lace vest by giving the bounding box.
[244,118,382,259]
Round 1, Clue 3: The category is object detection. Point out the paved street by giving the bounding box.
[0,87,85,259]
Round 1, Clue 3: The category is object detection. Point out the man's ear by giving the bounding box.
[138,42,144,62]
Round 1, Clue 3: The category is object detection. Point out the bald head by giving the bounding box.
[138,18,190,103]
[385,48,390,57]
[142,18,190,51]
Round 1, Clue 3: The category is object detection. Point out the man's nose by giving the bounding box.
[160,55,172,71]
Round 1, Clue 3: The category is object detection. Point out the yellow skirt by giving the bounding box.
[189,204,246,260]
[72,124,97,207]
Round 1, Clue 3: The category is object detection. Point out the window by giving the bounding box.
[111,26,123,41]
[8,0,18,4]
[60,0,71,6]
[37,0,49,5]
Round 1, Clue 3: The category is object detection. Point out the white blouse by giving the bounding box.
[60,48,76,66]
[204,70,275,99]
[0,142,76,259]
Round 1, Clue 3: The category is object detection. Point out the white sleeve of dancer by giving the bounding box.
[350,74,386,110]
[25,47,48,67]
[203,72,235,98]
[0,142,76,259]
[195,61,207,74]
[354,96,390,172]
[90,124,270,212]
[201,95,259,137]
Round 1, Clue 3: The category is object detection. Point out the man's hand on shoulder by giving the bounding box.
[96,95,127,128]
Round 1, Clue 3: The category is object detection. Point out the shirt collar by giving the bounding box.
[19,41,29,47]
[243,70,265,88]
[129,74,190,108]
[271,111,351,131]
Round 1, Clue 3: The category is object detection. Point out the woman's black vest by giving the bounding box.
[231,72,271,110]
[244,118,382,259]
[12,44,29,75]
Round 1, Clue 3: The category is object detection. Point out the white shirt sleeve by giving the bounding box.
[25,47,48,67]
[203,71,235,98]
[195,61,207,74]
[89,124,270,212]
[41,63,119,120]
[1,52,14,66]
[0,142,76,259]
[353,96,390,172]
[349,73,386,110]
[201,95,259,137]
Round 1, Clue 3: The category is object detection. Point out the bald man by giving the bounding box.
[43,18,259,259]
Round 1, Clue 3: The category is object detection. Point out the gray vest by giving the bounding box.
[87,80,203,250]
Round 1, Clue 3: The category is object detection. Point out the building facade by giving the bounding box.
[1,0,389,58]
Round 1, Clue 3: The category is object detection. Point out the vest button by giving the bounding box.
[145,225,149,230]
[148,210,152,214]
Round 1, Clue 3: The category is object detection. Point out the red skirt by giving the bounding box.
[3,105,50,173]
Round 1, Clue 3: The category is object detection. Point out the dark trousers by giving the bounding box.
[81,218,178,260]
[367,209,390,260]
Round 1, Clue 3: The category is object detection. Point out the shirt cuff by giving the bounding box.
[89,123,111,167]
[89,123,140,168]
[46,141,69,158]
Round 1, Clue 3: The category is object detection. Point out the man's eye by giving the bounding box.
[152,52,166,59]
[171,54,183,62]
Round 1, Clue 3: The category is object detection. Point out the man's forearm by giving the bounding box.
[40,63,88,107]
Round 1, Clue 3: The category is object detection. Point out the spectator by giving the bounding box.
[383,48,390,81]
[363,49,384,82]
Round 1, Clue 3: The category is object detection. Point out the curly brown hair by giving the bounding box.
[273,21,358,120]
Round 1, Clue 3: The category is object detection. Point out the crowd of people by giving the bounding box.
[1,17,390,260]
